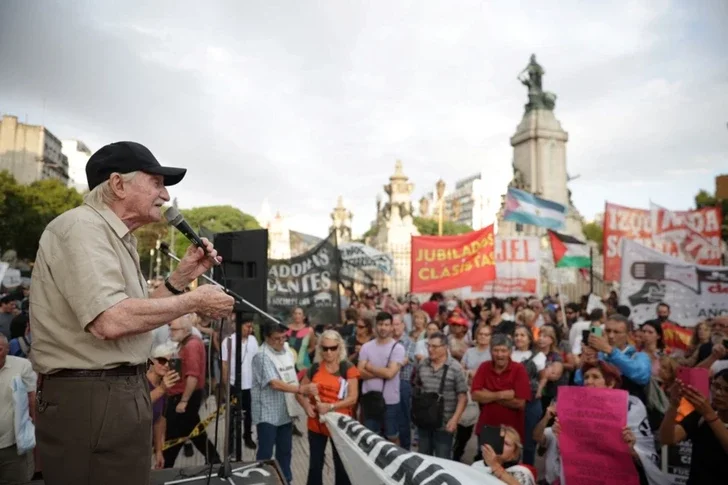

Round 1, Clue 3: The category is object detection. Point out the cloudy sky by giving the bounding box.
[1,1,726,237]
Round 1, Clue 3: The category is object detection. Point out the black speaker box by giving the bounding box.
[212,229,268,313]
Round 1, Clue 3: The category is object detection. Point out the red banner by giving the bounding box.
[603,203,722,281]
[411,225,496,293]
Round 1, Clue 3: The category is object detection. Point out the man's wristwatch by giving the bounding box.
[164,277,184,295]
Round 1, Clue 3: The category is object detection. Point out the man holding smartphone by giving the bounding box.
[575,314,651,400]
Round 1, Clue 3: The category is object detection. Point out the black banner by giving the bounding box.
[268,231,341,327]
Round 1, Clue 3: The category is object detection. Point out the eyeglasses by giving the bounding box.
[356,324,368,329]
[322,345,339,352]
[711,382,728,394]
[156,357,169,366]
[269,336,286,343]
[427,343,445,349]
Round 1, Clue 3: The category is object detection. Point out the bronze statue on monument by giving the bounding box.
[518,54,557,113]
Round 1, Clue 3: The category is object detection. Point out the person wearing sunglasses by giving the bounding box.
[146,343,180,469]
[297,330,359,485]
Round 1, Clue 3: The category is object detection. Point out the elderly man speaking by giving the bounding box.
[29,141,234,485]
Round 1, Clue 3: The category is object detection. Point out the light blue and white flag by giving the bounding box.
[504,187,566,230]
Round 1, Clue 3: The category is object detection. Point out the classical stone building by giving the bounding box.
[330,196,353,244]
[497,55,584,240]
[0,114,69,185]
[367,161,419,294]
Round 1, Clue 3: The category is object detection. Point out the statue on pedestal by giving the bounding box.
[518,54,557,113]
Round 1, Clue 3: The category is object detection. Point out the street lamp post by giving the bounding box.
[155,239,162,278]
[436,179,446,236]
[148,249,155,282]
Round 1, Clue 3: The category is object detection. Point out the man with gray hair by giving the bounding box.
[163,314,220,467]
[30,141,234,485]
[471,333,531,443]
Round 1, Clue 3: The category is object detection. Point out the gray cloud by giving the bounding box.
[1,0,726,237]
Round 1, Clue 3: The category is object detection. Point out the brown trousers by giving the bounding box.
[35,372,152,485]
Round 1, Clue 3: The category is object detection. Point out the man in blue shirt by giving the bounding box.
[575,314,651,400]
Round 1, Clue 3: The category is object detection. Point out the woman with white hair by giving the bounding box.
[146,342,180,469]
[297,330,360,485]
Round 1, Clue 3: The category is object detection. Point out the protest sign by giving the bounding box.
[323,413,503,485]
[557,386,639,485]
[468,236,540,297]
[410,225,496,293]
[619,239,728,325]
[661,441,692,485]
[267,232,340,327]
[602,202,722,281]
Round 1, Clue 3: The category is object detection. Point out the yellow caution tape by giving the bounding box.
[162,397,238,451]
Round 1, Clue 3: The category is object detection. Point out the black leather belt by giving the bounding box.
[46,364,145,378]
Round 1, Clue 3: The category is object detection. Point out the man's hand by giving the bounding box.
[498,389,515,400]
[445,417,458,433]
[176,401,188,413]
[173,237,222,285]
[588,334,612,355]
[300,383,319,397]
[155,451,165,469]
[191,285,234,320]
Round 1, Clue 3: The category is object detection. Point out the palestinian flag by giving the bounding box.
[548,230,591,268]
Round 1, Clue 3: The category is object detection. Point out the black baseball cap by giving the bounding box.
[86,141,187,190]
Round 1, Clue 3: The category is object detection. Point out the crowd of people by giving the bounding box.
[2,280,728,484]
[1,140,726,485]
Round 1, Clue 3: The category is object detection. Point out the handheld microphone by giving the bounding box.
[164,206,209,254]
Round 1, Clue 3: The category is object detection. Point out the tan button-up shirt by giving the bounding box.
[0,356,37,448]
[30,200,152,374]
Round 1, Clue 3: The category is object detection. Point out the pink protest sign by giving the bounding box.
[677,367,710,398]
[557,386,639,485]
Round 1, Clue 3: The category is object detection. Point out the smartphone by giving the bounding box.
[590,326,603,338]
[169,358,183,375]
[723,339,728,349]
[478,425,504,455]
[582,330,591,345]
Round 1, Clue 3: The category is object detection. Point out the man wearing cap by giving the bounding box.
[30,141,235,485]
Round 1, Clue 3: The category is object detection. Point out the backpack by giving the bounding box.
[411,363,449,430]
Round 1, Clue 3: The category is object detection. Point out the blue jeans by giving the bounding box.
[307,430,350,485]
[398,380,412,449]
[364,404,399,440]
[523,399,543,466]
[256,422,293,484]
[417,428,453,459]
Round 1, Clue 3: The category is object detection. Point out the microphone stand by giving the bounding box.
[159,245,286,485]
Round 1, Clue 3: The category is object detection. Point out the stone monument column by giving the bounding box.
[498,54,583,239]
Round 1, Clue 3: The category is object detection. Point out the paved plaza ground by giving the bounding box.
[172,396,483,485]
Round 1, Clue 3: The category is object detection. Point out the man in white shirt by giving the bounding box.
[0,335,37,484]
[222,315,259,453]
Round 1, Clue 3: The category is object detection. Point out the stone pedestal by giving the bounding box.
[497,107,583,238]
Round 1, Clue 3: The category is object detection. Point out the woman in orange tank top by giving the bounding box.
[297,330,360,485]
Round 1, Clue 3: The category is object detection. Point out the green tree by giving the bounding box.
[137,205,261,276]
[582,221,603,253]
[413,216,473,236]
[0,171,84,259]
[694,189,728,243]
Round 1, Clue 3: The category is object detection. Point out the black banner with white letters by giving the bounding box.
[267,231,340,327]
